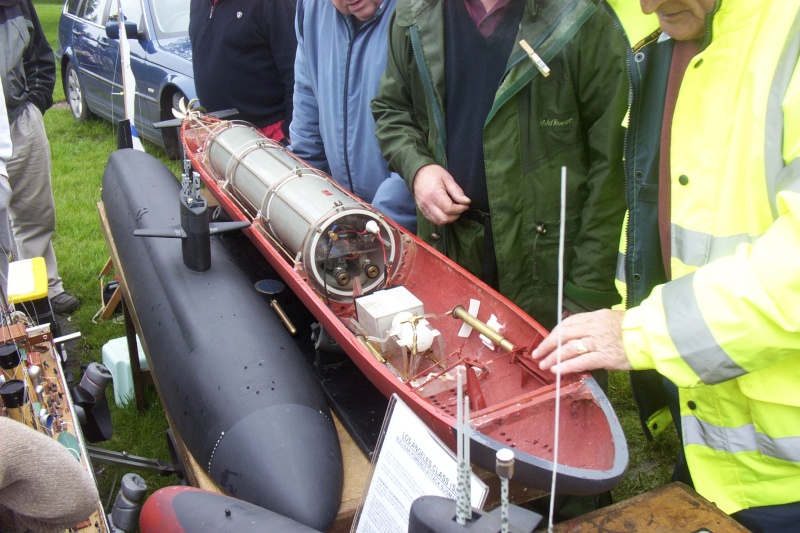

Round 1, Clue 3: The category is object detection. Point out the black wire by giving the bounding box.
[104,466,120,513]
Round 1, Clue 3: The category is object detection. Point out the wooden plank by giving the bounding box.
[98,255,122,321]
[99,285,122,321]
[98,202,153,410]
[553,482,750,532]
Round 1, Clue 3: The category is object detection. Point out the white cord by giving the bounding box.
[547,167,567,532]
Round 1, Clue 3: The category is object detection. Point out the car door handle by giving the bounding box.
[72,28,83,37]
[98,38,109,48]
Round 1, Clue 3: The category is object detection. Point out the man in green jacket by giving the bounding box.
[372,0,628,331]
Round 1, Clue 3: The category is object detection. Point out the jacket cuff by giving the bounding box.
[402,157,437,192]
[621,307,654,370]
[28,93,52,116]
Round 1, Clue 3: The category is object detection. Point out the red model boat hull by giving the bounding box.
[181,117,627,495]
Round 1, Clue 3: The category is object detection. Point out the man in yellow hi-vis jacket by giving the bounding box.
[531,1,800,531]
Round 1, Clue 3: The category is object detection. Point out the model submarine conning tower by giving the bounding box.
[132,157,251,272]
[197,121,399,301]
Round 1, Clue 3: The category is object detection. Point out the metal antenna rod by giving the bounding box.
[548,166,568,533]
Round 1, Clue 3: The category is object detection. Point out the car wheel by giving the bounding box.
[65,62,90,121]
[161,90,184,160]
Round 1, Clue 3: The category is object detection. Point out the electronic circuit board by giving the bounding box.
[0,322,109,533]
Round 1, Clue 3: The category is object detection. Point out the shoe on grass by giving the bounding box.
[50,292,80,314]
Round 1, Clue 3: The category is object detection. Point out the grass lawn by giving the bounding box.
[31,0,680,523]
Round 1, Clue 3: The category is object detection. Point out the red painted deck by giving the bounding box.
[182,117,627,494]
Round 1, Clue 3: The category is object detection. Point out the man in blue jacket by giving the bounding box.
[289,0,416,232]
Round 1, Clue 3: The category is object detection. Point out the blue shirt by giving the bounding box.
[289,0,416,232]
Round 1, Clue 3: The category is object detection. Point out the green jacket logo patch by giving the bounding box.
[539,117,574,127]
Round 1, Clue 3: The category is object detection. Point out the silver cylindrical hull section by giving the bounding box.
[202,122,397,299]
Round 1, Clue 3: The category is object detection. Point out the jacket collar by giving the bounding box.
[349,0,394,27]
[396,0,544,27]
[392,0,597,114]
[699,0,722,50]
[396,0,594,47]
[393,0,435,26]
[516,0,595,55]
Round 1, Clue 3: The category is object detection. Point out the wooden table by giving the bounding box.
[550,482,750,532]
[98,201,543,531]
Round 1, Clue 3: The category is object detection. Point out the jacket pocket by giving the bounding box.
[444,217,484,278]
[738,358,800,408]
[518,75,582,171]
[530,212,581,285]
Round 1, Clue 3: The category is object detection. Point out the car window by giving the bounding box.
[107,0,144,30]
[80,0,104,24]
[148,0,189,39]
[65,0,83,16]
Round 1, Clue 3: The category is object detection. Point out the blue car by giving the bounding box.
[57,0,195,159]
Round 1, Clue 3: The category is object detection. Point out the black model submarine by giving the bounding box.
[101,148,343,530]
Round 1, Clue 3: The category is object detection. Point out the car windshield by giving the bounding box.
[148,0,189,39]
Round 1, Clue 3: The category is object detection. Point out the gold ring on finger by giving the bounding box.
[575,338,589,355]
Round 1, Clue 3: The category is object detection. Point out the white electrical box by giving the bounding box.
[356,286,424,339]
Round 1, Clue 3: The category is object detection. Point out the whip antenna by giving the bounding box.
[547,166,567,532]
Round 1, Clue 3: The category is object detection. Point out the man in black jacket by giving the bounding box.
[0,0,79,313]
[189,0,297,143]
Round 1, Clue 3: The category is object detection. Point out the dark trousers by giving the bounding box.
[662,377,693,486]
[732,501,800,533]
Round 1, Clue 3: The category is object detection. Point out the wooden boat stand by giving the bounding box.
[97,205,151,411]
[97,257,122,321]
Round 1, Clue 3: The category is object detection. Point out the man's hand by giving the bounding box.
[412,164,470,225]
[530,309,631,374]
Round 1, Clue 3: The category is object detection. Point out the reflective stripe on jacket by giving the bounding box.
[612,0,800,514]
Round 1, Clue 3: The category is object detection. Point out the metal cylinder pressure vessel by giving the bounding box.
[201,122,398,300]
